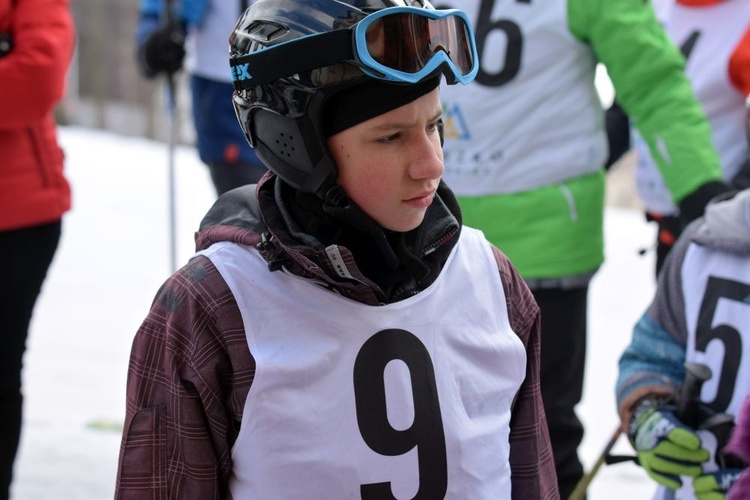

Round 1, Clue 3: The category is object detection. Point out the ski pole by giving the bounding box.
[569,362,713,499]
[165,72,177,272]
[568,425,624,500]
[163,0,179,272]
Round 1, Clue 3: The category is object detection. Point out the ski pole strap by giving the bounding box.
[605,454,638,465]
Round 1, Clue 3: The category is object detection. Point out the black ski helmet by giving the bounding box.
[229,0,437,196]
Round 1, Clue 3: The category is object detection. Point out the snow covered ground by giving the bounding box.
[11,126,659,499]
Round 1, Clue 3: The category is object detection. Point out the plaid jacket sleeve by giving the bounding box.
[115,255,254,499]
[492,246,560,500]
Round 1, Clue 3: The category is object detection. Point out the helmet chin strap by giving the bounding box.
[322,183,349,208]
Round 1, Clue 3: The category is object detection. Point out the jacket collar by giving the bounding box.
[196,173,462,305]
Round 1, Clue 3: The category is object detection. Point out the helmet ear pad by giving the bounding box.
[235,86,339,195]
[252,109,337,194]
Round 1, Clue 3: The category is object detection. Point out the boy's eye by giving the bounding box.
[379,133,399,144]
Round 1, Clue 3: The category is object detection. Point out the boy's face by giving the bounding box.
[327,88,444,232]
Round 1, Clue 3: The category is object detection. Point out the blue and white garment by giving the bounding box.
[439,0,606,196]
[137,0,264,168]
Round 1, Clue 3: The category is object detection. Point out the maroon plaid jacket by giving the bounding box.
[114,179,558,499]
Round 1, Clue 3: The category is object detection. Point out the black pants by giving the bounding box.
[208,161,268,196]
[533,286,588,500]
[0,221,61,500]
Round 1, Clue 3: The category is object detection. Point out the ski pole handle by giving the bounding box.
[677,362,712,428]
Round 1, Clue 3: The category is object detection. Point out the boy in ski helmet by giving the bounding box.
[115,0,558,498]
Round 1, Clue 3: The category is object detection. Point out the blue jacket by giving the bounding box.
[138,0,209,28]
[136,0,262,167]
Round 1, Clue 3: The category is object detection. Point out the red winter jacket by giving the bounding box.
[0,0,75,232]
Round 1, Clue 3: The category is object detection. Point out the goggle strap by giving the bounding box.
[231,30,353,90]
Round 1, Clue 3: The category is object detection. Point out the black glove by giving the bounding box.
[604,101,631,170]
[678,180,732,227]
[730,160,750,191]
[0,32,12,59]
[137,24,185,78]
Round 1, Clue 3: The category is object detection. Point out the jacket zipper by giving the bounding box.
[27,126,50,187]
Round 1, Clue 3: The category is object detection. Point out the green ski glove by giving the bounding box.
[629,400,711,489]
[693,469,744,500]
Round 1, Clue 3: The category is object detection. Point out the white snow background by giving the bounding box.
[10,124,660,499]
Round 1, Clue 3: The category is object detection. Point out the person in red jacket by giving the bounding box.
[0,0,75,497]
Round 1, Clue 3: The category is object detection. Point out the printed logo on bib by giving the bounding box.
[442,101,471,141]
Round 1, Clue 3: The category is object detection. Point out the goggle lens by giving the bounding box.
[364,12,475,77]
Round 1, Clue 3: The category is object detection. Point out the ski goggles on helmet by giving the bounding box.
[230,6,479,90]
